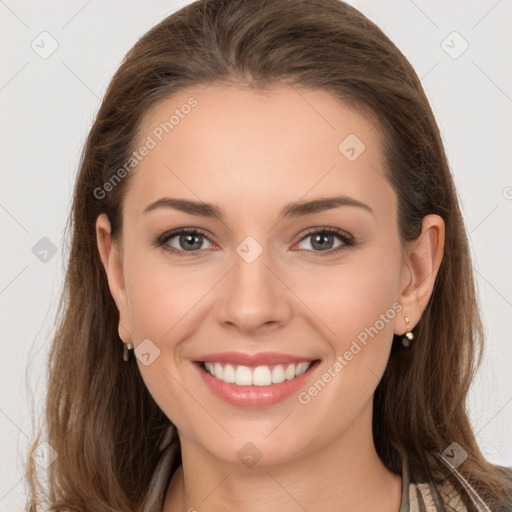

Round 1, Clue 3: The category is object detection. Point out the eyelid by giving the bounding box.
[292,227,354,255]
[154,227,217,253]
[154,226,355,257]
[295,226,354,244]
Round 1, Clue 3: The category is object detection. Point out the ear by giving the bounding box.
[95,213,132,344]
[395,214,445,335]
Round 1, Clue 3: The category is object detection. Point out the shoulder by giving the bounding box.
[402,453,512,512]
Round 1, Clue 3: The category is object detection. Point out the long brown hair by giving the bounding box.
[27,0,512,510]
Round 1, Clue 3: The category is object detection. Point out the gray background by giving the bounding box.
[1,1,511,510]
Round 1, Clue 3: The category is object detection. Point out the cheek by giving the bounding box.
[121,252,209,433]
[292,247,402,350]
[123,235,402,355]
[123,250,210,342]
[299,248,402,413]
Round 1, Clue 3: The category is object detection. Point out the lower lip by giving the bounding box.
[194,360,320,408]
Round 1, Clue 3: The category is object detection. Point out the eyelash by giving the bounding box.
[153,227,355,258]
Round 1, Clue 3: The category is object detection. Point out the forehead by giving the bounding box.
[124,83,394,221]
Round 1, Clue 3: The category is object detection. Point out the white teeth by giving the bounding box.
[271,365,286,384]
[295,362,310,377]
[285,363,296,380]
[235,365,253,385]
[223,364,236,383]
[204,362,214,375]
[202,361,314,386]
[214,362,223,380]
[253,366,272,386]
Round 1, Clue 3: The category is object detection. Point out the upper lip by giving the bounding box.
[195,351,318,366]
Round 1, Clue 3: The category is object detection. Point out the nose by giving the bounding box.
[216,242,292,336]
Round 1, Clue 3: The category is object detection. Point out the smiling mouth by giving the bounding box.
[197,360,320,386]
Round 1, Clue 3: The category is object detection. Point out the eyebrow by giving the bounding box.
[142,195,374,220]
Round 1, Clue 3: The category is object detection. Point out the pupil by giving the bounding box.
[182,234,201,250]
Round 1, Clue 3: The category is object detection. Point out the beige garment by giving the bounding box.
[398,451,512,511]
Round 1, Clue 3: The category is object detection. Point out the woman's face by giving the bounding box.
[97,84,440,466]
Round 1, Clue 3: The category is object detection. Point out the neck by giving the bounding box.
[163,401,403,512]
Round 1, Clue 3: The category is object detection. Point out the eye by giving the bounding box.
[155,228,215,257]
[294,228,354,255]
[153,226,355,258]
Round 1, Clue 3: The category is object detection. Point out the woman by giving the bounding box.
[27,0,512,510]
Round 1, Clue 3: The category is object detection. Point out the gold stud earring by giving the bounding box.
[123,342,133,362]
[401,317,414,348]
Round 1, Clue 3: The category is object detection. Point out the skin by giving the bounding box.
[96,84,445,512]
